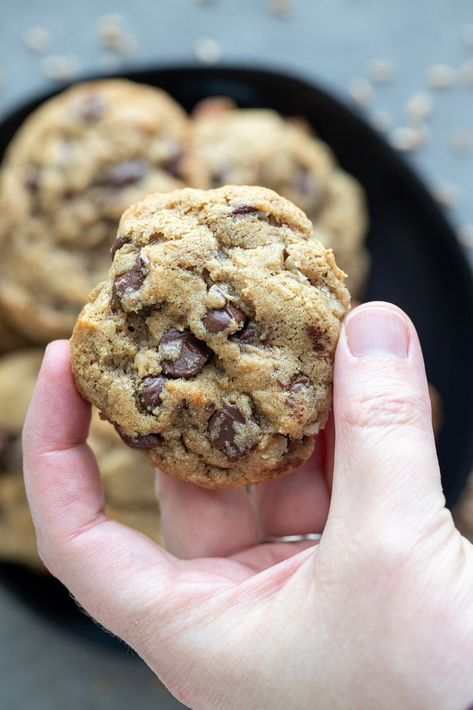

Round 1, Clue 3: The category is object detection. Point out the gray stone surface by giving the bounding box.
[0,1,472,708]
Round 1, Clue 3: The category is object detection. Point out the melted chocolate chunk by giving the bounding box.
[286,375,313,408]
[231,321,260,345]
[78,94,105,122]
[267,214,283,227]
[289,375,312,392]
[306,324,327,352]
[232,204,261,216]
[203,304,246,334]
[162,153,184,180]
[113,256,146,302]
[139,376,167,412]
[119,431,161,449]
[105,159,147,188]
[110,235,131,259]
[208,404,253,460]
[160,328,210,378]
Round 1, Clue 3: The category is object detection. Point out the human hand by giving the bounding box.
[23,302,473,710]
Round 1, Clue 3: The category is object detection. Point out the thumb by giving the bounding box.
[328,302,446,533]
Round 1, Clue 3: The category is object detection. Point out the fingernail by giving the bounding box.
[345,306,409,358]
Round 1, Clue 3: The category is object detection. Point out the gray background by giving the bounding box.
[0,1,472,708]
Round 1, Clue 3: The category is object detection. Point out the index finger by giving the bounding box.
[22,340,175,646]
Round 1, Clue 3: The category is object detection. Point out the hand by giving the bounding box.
[23,303,473,710]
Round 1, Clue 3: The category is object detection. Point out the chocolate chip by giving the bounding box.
[267,214,283,227]
[139,376,167,412]
[289,375,312,392]
[306,324,327,352]
[105,159,147,188]
[78,94,105,122]
[24,165,40,192]
[162,153,184,180]
[203,304,246,334]
[208,404,256,460]
[110,235,130,259]
[286,375,313,408]
[118,431,161,449]
[231,321,260,345]
[160,328,210,378]
[232,204,261,215]
[113,256,146,301]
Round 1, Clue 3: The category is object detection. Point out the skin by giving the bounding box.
[23,302,473,710]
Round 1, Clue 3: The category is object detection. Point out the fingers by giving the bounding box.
[156,471,257,558]
[328,302,445,531]
[23,341,175,646]
[252,439,329,539]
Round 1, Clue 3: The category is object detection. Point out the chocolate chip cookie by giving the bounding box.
[190,100,369,296]
[0,348,162,570]
[71,185,350,489]
[0,79,205,342]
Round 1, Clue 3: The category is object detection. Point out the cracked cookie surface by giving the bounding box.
[71,186,350,488]
[0,79,204,342]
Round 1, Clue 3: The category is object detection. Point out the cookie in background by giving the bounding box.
[191,97,370,297]
[0,349,162,571]
[0,79,205,344]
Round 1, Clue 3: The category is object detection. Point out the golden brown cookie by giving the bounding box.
[71,185,350,489]
[0,79,205,343]
[190,101,369,296]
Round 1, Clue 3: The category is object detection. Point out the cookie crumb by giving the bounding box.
[390,125,429,152]
[368,58,395,85]
[458,224,473,248]
[268,0,293,16]
[405,92,434,122]
[40,54,80,81]
[194,37,222,65]
[370,109,392,133]
[461,59,473,87]
[434,182,460,208]
[348,76,374,107]
[97,14,136,55]
[22,26,51,53]
[426,64,456,89]
[449,128,472,156]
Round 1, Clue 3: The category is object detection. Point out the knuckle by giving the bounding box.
[344,387,428,430]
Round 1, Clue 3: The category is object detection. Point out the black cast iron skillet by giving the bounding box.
[1,65,473,652]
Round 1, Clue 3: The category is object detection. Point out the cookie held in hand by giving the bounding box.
[71,186,350,488]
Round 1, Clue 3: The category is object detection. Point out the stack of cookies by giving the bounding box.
[0,78,371,569]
